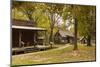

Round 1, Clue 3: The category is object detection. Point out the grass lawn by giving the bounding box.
[12,44,96,66]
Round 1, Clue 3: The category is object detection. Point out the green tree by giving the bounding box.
[62,5,96,49]
[77,6,96,46]
[12,1,46,25]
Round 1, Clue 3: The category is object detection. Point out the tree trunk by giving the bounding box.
[49,27,54,48]
[87,35,91,46]
[49,13,54,43]
[73,18,78,50]
[49,28,54,42]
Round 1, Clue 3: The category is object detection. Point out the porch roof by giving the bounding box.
[12,25,46,31]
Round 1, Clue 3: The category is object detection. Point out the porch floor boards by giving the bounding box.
[12,45,50,55]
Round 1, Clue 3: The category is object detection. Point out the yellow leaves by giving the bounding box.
[12,8,28,20]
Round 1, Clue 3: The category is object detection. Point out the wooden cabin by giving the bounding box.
[54,30,74,44]
[79,36,87,44]
[12,19,47,54]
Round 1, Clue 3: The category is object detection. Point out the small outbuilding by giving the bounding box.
[79,36,87,44]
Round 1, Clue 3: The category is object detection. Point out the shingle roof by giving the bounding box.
[12,19,36,27]
[59,30,74,37]
[12,19,46,31]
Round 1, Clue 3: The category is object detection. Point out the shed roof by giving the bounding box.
[12,19,36,27]
[12,19,46,31]
[59,30,74,37]
[12,25,46,31]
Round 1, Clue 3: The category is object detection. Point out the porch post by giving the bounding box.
[19,30,22,47]
[45,30,46,45]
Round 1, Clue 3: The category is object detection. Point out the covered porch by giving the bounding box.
[12,25,48,54]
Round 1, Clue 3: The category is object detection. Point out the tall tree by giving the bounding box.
[62,5,79,50]
[44,3,64,43]
[77,6,96,46]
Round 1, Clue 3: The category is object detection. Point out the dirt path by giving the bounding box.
[12,44,72,65]
[54,44,71,50]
